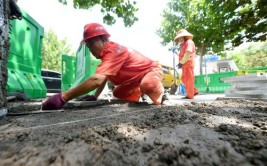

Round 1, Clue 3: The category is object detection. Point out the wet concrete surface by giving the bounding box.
[0,94,267,166]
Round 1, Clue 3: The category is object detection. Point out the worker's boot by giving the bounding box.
[141,94,147,102]
[161,92,170,104]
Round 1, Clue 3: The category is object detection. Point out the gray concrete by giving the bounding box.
[148,93,226,106]
[2,93,267,165]
[0,108,7,117]
[222,73,267,99]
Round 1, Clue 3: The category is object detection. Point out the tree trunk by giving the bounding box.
[199,55,203,75]
[0,0,9,111]
[198,45,206,75]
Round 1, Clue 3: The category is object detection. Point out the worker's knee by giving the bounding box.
[112,87,141,102]
[112,87,122,99]
[140,81,162,94]
[112,86,139,98]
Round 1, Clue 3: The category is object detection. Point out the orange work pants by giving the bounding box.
[181,66,199,99]
[113,67,164,105]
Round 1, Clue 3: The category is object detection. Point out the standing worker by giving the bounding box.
[174,29,199,99]
[42,23,166,110]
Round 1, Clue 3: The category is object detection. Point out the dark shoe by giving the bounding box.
[161,93,169,104]
[42,93,66,110]
[194,92,200,96]
[9,0,22,20]
[181,96,190,99]
[141,94,147,102]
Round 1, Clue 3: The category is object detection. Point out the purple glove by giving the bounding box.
[42,93,66,110]
[78,95,97,101]
[177,63,183,69]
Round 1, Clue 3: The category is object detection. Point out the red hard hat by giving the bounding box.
[83,23,110,42]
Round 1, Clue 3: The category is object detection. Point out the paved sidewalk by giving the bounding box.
[163,93,226,105]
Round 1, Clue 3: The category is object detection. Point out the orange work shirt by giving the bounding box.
[95,42,159,86]
[178,39,196,68]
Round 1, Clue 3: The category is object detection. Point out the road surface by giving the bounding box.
[0,94,266,165]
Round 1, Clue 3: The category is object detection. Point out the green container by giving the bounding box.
[68,44,101,95]
[7,9,46,99]
[61,55,76,91]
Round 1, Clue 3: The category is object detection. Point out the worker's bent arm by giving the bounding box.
[94,76,108,98]
[62,74,108,101]
[179,51,191,64]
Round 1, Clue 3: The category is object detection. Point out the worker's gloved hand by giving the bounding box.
[42,93,66,110]
[177,63,183,69]
[77,95,97,101]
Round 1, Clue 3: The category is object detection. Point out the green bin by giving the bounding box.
[64,44,101,95]
[61,55,76,92]
[7,9,46,99]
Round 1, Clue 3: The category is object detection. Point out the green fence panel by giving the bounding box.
[194,66,267,94]
[6,70,23,93]
[7,9,46,99]
[207,71,236,93]
[61,55,76,92]
[238,66,267,75]
[68,44,101,95]
[195,71,236,93]
[194,75,208,93]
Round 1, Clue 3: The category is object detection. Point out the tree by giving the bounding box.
[0,0,22,110]
[157,0,226,74]
[206,0,267,47]
[157,0,267,73]
[228,41,267,69]
[226,51,247,69]
[58,0,139,27]
[42,29,73,72]
[0,0,9,109]
[245,43,267,68]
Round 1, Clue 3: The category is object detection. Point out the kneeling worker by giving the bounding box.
[42,23,166,110]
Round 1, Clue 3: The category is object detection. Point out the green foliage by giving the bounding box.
[157,0,226,57]
[207,0,267,46]
[228,41,267,69]
[42,29,73,72]
[157,0,267,55]
[58,0,139,27]
[227,52,247,69]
